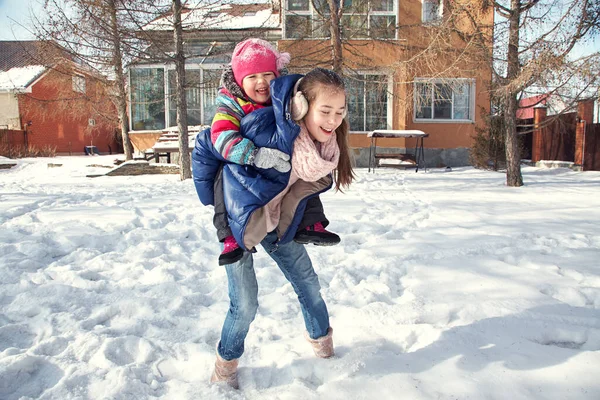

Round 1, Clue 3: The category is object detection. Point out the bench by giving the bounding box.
[373,153,416,167]
[367,130,429,173]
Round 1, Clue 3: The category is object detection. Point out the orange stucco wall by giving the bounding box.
[278,0,493,150]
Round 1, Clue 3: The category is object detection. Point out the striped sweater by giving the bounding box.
[210,87,267,164]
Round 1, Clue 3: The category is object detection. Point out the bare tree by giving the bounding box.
[492,0,599,186]
[403,0,599,185]
[33,0,155,160]
[171,0,191,180]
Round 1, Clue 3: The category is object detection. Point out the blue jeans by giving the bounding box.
[217,231,330,361]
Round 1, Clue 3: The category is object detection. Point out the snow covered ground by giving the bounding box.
[1,155,599,400]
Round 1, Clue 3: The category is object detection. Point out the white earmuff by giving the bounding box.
[290,78,308,121]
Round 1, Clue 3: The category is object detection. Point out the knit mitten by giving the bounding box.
[249,147,291,173]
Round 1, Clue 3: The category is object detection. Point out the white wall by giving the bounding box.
[0,92,21,129]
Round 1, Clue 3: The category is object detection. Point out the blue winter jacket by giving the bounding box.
[192,74,334,251]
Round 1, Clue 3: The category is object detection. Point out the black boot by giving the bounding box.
[294,222,340,246]
[219,236,244,265]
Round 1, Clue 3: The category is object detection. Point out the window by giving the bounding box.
[414,79,474,121]
[130,66,222,131]
[168,70,201,127]
[167,69,221,127]
[422,0,442,24]
[72,75,86,93]
[285,0,396,39]
[201,70,221,125]
[130,68,165,130]
[345,74,389,131]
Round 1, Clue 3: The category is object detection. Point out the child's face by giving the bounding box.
[304,89,346,143]
[242,71,276,104]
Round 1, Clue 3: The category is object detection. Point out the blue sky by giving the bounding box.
[0,0,38,40]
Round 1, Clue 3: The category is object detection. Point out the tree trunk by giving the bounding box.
[173,0,191,180]
[504,94,523,185]
[504,0,523,186]
[108,0,133,160]
[329,0,343,74]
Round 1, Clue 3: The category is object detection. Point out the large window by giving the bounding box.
[346,74,389,131]
[414,79,474,121]
[168,70,201,127]
[130,68,165,130]
[285,0,396,39]
[130,67,221,131]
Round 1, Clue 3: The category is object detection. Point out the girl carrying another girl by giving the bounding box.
[192,67,354,389]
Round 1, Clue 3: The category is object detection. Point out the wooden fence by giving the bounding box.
[582,123,600,171]
[0,129,26,157]
[530,99,600,171]
[531,111,576,163]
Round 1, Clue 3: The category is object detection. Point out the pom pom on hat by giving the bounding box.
[231,38,291,87]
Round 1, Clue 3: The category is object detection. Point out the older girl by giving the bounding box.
[193,68,354,389]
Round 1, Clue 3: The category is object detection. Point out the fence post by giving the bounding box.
[575,99,595,170]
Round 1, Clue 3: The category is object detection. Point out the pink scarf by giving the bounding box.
[292,122,340,181]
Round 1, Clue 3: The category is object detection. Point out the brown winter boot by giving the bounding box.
[210,352,239,389]
[305,327,334,358]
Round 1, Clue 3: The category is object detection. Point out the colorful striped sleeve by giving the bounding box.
[210,91,256,164]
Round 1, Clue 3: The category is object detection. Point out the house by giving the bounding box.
[127,0,493,167]
[0,41,119,155]
[516,94,572,120]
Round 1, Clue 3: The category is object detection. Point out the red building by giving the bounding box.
[0,41,119,155]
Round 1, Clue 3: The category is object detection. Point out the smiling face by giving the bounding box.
[303,87,346,143]
[241,71,276,105]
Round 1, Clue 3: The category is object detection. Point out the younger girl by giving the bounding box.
[200,68,355,389]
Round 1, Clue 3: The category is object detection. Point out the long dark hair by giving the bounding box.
[297,67,355,191]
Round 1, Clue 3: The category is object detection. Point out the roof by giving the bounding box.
[144,2,280,31]
[518,94,572,119]
[517,95,547,119]
[0,41,80,91]
[0,65,47,91]
[0,41,49,71]
[0,41,51,91]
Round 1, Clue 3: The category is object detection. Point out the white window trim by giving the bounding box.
[413,78,476,123]
[283,0,397,40]
[349,72,393,134]
[422,0,443,25]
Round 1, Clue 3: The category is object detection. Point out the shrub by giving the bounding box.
[0,144,57,158]
[470,115,507,171]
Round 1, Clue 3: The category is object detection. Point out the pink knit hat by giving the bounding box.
[231,38,291,88]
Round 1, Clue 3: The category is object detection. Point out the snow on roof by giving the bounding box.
[144,3,280,31]
[0,65,46,91]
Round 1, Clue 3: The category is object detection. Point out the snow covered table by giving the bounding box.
[367,130,429,173]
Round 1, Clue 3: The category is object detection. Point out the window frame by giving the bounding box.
[284,0,397,40]
[422,0,443,24]
[72,74,86,94]
[413,78,476,123]
[128,64,223,131]
[345,72,392,133]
